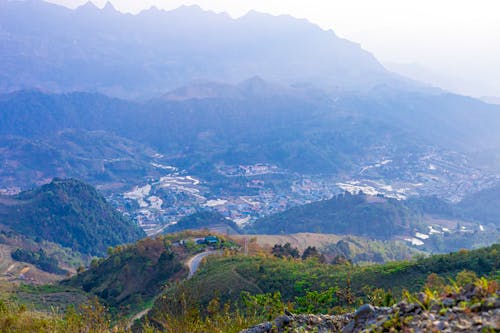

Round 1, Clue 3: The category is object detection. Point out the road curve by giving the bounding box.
[127,308,150,329]
[186,250,218,278]
[128,250,219,327]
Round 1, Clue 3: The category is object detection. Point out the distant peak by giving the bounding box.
[174,4,205,13]
[243,9,261,17]
[103,1,117,12]
[76,1,99,11]
[239,76,270,89]
[145,5,160,12]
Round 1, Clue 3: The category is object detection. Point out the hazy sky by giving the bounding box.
[47,0,500,98]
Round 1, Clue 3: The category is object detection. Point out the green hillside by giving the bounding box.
[247,192,419,238]
[0,178,145,256]
[147,243,500,331]
[458,184,500,225]
[62,231,234,316]
[246,191,500,253]
[63,236,186,315]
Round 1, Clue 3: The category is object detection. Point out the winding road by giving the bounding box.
[186,250,218,278]
[128,250,218,327]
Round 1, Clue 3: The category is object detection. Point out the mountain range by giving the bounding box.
[0,0,406,98]
[2,84,500,201]
[1,1,500,250]
[1,3,500,332]
[1,1,500,191]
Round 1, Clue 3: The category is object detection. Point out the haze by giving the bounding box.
[46,0,500,99]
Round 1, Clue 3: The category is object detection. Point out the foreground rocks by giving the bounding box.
[241,312,352,333]
[240,283,500,333]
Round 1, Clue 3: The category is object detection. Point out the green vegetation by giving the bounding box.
[62,231,241,316]
[0,239,498,332]
[10,284,89,312]
[271,242,300,259]
[248,192,500,253]
[0,178,145,256]
[0,296,124,332]
[147,243,500,327]
[63,236,186,316]
[457,184,500,224]
[1,271,497,332]
[11,248,67,275]
[270,243,326,262]
[0,228,88,280]
[248,192,419,238]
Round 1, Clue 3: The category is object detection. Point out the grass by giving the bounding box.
[151,243,500,317]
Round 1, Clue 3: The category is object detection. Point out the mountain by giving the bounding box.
[246,191,500,253]
[481,96,500,105]
[247,192,418,237]
[0,178,145,256]
[0,0,402,98]
[0,130,165,189]
[3,83,500,178]
[457,184,500,225]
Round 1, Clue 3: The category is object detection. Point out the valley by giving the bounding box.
[103,145,498,237]
[0,1,500,332]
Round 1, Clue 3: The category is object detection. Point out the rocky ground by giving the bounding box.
[241,281,500,332]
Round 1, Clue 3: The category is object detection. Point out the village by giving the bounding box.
[109,147,498,236]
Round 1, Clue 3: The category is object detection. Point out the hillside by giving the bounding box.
[63,231,238,316]
[457,184,500,225]
[0,130,163,189]
[247,192,418,238]
[246,192,500,252]
[144,243,500,331]
[0,178,145,256]
[62,236,186,315]
[236,233,422,264]
[0,234,498,332]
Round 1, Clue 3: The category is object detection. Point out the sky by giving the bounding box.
[47,0,500,98]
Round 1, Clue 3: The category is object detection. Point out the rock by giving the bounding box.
[442,297,455,307]
[241,282,500,333]
[473,317,483,325]
[406,303,417,313]
[484,297,500,310]
[430,303,441,312]
[470,303,482,312]
[354,304,375,318]
[455,320,472,330]
[433,320,445,330]
[341,321,355,333]
[275,315,291,327]
[417,292,427,304]
[242,322,273,333]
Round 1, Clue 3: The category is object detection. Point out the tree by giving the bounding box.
[301,246,326,263]
[271,243,300,259]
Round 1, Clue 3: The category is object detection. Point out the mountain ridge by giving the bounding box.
[0,0,403,98]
